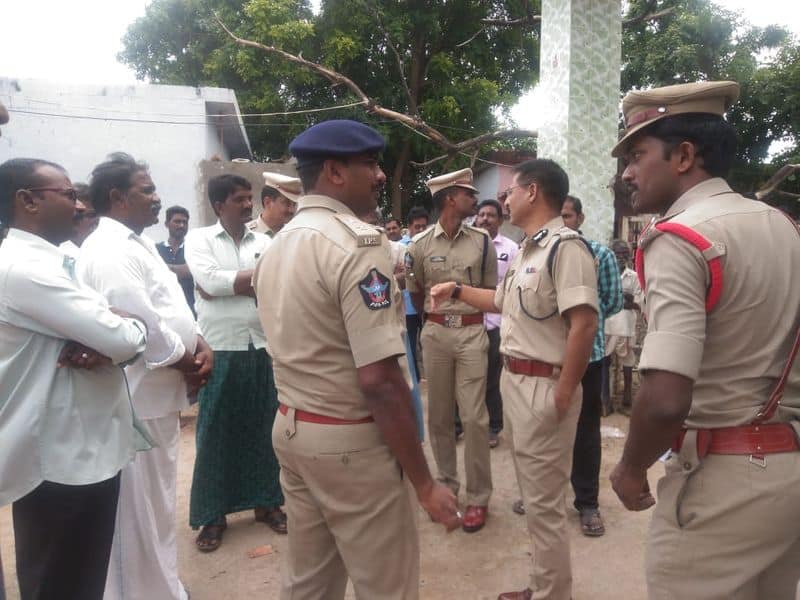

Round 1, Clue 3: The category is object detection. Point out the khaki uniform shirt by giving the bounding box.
[247,216,275,237]
[495,217,599,365]
[253,195,406,420]
[405,221,497,314]
[637,178,800,428]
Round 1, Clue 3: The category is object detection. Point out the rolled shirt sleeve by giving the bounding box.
[553,239,599,315]
[184,230,238,297]
[5,267,147,365]
[79,249,186,369]
[637,234,707,381]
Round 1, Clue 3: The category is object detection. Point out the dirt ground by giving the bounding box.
[1,385,658,600]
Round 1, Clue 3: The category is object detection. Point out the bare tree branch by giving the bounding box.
[366,1,417,114]
[456,26,487,48]
[410,128,537,168]
[215,14,537,169]
[623,7,676,26]
[755,164,800,200]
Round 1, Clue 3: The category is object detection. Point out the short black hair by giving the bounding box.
[512,159,570,211]
[0,158,66,226]
[165,205,189,222]
[407,205,430,225]
[564,195,583,215]
[89,152,149,215]
[261,185,281,205]
[296,161,325,192]
[74,182,90,204]
[385,217,401,229]
[642,113,738,178]
[477,198,503,218]
[208,174,251,209]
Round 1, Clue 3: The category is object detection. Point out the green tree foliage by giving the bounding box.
[622,0,800,197]
[119,0,539,216]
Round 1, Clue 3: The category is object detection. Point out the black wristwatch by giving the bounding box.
[451,283,462,299]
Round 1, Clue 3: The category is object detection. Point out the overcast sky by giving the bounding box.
[0,0,797,129]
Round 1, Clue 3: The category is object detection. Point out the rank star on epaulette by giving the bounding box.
[358,268,391,310]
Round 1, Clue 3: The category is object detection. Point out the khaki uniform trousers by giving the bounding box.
[272,408,420,600]
[647,429,800,600]
[421,321,492,505]
[502,370,581,600]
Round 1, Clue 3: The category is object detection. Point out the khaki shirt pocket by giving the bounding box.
[517,272,558,320]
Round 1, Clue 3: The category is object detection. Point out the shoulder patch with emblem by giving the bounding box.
[333,213,382,247]
[358,268,392,310]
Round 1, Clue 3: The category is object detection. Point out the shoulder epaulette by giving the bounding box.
[546,228,595,278]
[333,213,382,248]
[411,227,435,243]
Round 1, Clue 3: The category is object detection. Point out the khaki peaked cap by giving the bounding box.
[612,81,740,158]
[262,172,302,203]
[426,168,479,196]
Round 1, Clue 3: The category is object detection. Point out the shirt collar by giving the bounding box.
[524,216,567,250]
[212,220,256,242]
[433,220,467,240]
[664,177,734,219]
[96,215,137,240]
[5,228,63,255]
[296,194,357,217]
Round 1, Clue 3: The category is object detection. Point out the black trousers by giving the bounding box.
[406,313,422,374]
[571,359,603,510]
[485,327,503,433]
[13,473,121,600]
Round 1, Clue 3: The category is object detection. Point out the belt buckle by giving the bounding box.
[444,314,462,328]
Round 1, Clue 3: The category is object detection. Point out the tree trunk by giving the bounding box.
[391,138,412,219]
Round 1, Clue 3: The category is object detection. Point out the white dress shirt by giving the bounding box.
[185,222,270,351]
[0,229,148,506]
[80,217,198,419]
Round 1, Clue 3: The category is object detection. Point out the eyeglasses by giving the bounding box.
[24,187,79,203]
[498,184,523,201]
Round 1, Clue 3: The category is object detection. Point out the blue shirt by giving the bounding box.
[588,239,623,362]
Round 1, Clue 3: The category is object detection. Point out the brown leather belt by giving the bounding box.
[502,355,554,377]
[671,423,799,457]
[279,403,374,425]
[425,312,484,328]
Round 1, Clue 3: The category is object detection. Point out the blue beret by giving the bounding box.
[289,120,386,167]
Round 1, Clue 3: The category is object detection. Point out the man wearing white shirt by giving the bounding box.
[0,158,148,599]
[185,174,285,552]
[81,153,213,600]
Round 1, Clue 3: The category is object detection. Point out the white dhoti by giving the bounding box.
[104,412,188,600]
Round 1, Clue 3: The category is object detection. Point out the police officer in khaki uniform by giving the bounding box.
[405,168,497,533]
[431,159,598,600]
[609,81,800,599]
[254,120,460,600]
[246,171,301,237]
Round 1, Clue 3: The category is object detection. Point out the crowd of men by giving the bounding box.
[0,78,799,600]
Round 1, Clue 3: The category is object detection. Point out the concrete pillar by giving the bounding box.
[537,0,622,243]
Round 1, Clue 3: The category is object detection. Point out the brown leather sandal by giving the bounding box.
[255,507,288,534]
[579,508,605,537]
[196,521,227,552]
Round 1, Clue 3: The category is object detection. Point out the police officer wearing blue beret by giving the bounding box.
[254,120,461,600]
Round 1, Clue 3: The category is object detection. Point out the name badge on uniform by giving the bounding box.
[499,253,509,261]
[430,256,446,263]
